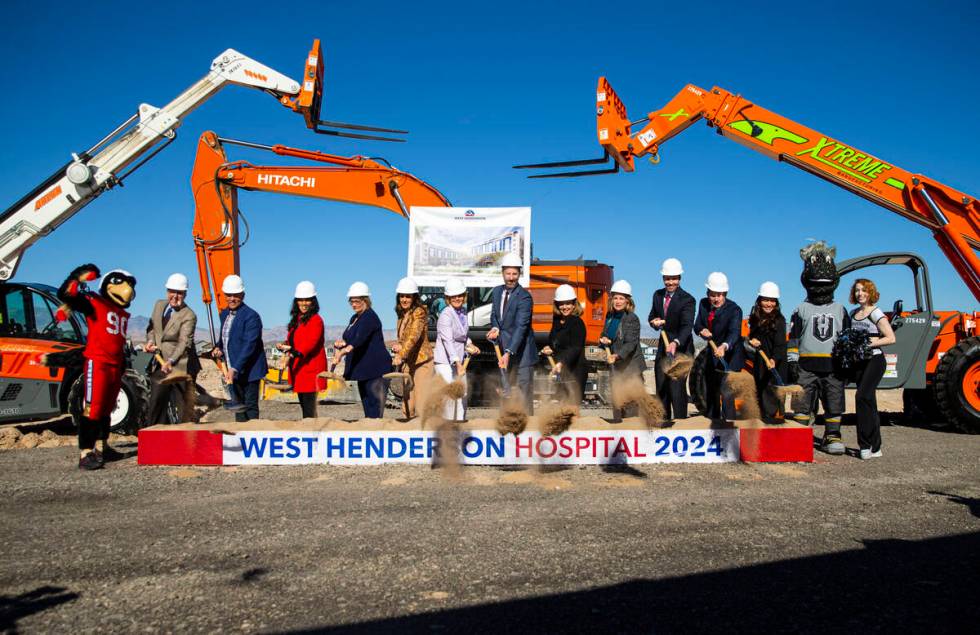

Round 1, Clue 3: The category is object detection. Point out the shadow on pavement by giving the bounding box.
[0,585,79,633]
[287,531,980,634]
[929,491,980,519]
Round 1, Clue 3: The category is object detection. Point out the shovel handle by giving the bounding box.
[546,355,557,371]
[707,339,730,372]
[462,356,472,371]
[493,344,504,361]
[660,330,675,359]
[603,345,613,364]
[758,350,785,385]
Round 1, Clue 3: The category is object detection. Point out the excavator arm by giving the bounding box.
[191,131,451,329]
[517,79,980,301]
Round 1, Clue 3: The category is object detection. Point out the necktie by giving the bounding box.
[663,293,672,315]
[163,306,173,328]
[708,309,715,330]
[501,289,510,317]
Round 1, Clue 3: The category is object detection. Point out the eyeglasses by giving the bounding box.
[349,298,366,304]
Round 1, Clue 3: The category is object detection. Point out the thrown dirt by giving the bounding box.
[662,353,694,381]
[612,375,667,428]
[725,371,761,420]
[496,397,528,436]
[538,404,578,437]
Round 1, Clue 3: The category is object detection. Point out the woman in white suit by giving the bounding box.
[434,278,478,420]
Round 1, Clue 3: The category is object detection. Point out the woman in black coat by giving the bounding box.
[745,282,788,422]
[541,284,587,404]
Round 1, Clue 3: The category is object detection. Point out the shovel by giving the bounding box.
[317,359,347,386]
[383,361,414,392]
[213,358,247,413]
[759,349,804,400]
[493,344,511,397]
[707,338,758,418]
[154,353,192,386]
[658,331,694,380]
[265,355,293,392]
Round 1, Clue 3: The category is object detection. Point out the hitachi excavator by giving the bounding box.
[0,39,395,429]
[517,79,980,433]
[190,132,614,405]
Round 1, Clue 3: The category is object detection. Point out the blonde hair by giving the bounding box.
[849,278,880,304]
[606,294,635,314]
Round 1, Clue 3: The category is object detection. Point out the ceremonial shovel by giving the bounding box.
[265,355,292,392]
[493,344,511,397]
[154,353,192,386]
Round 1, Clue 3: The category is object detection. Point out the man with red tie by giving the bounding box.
[648,258,696,420]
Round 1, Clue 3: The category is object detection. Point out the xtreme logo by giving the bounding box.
[727,120,905,189]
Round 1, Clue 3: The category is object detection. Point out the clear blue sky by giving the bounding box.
[3,0,978,331]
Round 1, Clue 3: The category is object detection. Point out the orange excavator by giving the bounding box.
[190,132,613,403]
[517,79,980,432]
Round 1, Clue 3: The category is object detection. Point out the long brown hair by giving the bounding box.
[749,296,783,333]
[394,293,423,318]
[606,294,635,314]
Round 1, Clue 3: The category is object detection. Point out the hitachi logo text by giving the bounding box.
[257,174,316,188]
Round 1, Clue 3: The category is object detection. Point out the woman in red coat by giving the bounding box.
[276,281,327,418]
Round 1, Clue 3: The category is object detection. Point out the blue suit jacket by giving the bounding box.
[693,297,745,371]
[217,304,269,382]
[342,308,392,381]
[490,284,537,367]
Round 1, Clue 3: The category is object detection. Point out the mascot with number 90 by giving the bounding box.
[53,263,137,470]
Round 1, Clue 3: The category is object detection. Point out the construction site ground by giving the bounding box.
[2,391,979,633]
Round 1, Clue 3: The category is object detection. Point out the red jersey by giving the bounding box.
[83,294,130,366]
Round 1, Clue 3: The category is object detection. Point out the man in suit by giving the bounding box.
[145,273,200,424]
[212,275,268,422]
[487,252,537,413]
[647,258,695,420]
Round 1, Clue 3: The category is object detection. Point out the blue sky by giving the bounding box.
[2,0,978,331]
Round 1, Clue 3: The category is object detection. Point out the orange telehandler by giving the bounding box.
[190,132,613,404]
[517,79,980,432]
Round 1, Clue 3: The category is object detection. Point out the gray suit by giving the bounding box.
[146,300,199,424]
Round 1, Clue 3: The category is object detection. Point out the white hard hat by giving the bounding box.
[396,277,419,295]
[444,278,467,296]
[221,275,245,294]
[661,258,684,276]
[610,279,633,296]
[554,284,576,302]
[347,281,371,297]
[705,272,730,293]
[294,280,317,299]
[758,281,780,299]
[165,273,188,292]
[500,253,523,269]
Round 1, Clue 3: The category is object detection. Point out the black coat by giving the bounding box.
[549,314,587,390]
[693,298,745,371]
[647,287,695,355]
[746,313,788,383]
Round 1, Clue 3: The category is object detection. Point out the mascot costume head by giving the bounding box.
[799,241,839,306]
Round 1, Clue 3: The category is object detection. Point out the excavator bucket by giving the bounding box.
[514,77,635,177]
[297,39,408,142]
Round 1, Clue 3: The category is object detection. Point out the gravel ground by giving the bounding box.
[1,399,978,633]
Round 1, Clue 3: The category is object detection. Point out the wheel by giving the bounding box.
[68,369,150,435]
[688,347,711,416]
[901,388,941,426]
[933,336,980,434]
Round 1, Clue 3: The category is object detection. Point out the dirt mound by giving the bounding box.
[724,371,760,420]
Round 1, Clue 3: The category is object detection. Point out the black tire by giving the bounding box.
[68,369,150,435]
[933,336,980,434]
[688,347,711,416]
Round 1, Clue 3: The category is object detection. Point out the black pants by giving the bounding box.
[148,379,193,425]
[854,354,885,451]
[655,358,688,419]
[78,417,110,450]
[232,379,261,422]
[704,363,736,421]
[298,392,317,419]
[753,357,786,421]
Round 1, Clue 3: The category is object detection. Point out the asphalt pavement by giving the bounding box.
[1,404,978,633]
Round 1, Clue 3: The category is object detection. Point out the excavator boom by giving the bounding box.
[191,131,450,318]
[518,79,980,301]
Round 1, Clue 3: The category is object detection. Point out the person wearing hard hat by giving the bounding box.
[392,277,434,420]
[600,280,646,421]
[745,281,788,422]
[212,274,268,421]
[487,253,537,412]
[647,258,696,420]
[434,278,479,420]
[540,284,587,404]
[145,273,200,424]
[275,281,327,418]
[694,272,745,420]
[334,282,392,419]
